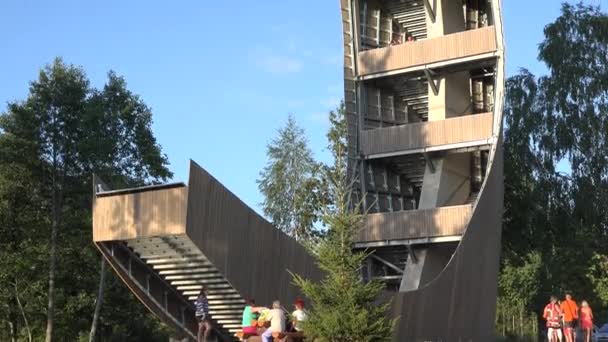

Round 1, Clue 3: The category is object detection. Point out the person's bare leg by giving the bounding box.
[197,321,204,342]
[203,320,212,342]
[571,329,575,342]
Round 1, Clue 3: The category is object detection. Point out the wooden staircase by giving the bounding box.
[127,236,245,338]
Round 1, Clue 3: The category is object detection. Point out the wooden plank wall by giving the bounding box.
[357,26,497,76]
[357,204,472,242]
[93,186,187,242]
[185,161,322,309]
[390,141,503,341]
[361,112,493,156]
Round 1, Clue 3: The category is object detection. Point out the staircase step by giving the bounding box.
[207,289,239,295]
[209,306,243,310]
[165,273,222,280]
[209,309,243,315]
[170,278,225,286]
[212,315,241,320]
[205,297,245,303]
[159,267,216,275]
[175,278,227,286]
[152,261,212,270]
[183,285,231,294]
[145,255,207,264]
[177,282,229,290]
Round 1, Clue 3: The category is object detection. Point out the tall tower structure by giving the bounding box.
[339,0,505,339]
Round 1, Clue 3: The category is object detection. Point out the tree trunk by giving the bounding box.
[512,313,515,333]
[89,258,106,342]
[14,281,32,342]
[519,309,523,337]
[502,308,505,336]
[45,162,62,342]
[45,215,58,342]
[8,320,16,342]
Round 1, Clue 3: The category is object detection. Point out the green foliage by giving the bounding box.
[326,101,347,178]
[0,58,173,341]
[291,140,394,342]
[257,114,323,242]
[322,101,348,210]
[499,2,608,337]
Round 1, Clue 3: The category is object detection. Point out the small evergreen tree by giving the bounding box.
[291,142,395,342]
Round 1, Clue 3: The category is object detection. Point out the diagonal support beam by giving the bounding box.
[424,68,441,96]
[423,153,435,173]
[370,254,404,274]
[407,245,418,263]
[423,0,437,23]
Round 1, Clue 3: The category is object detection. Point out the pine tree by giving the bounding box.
[291,142,395,342]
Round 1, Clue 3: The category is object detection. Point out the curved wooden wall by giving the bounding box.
[185,161,322,308]
[389,142,502,340]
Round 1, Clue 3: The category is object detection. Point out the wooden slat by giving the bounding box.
[93,186,187,241]
[357,204,472,242]
[361,112,493,156]
[357,26,497,76]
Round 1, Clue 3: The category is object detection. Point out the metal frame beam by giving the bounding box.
[370,254,404,274]
[353,235,462,249]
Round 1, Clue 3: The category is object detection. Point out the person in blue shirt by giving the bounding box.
[195,287,211,342]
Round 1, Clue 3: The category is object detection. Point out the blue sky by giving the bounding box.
[0,0,604,214]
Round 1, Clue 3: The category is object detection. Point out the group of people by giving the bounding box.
[243,298,307,342]
[193,286,308,342]
[390,32,416,46]
[543,291,594,342]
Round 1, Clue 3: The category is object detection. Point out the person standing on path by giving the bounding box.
[580,300,594,342]
[561,291,579,342]
[195,287,212,342]
[544,295,563,342]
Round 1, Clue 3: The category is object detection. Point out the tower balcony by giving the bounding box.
[361,112,494,159]
[355,204,472,247]
[357,26,498,79]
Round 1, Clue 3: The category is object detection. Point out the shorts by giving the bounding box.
[564,321,575,328]
[548,327,562,339]
[196,315,209,322]
[242,326,257,334]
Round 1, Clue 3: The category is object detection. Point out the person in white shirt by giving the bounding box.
[291,298,307,332]
[261,300,285,342]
